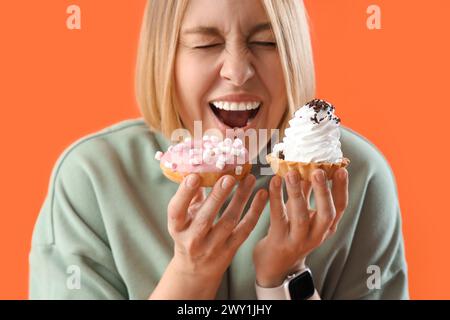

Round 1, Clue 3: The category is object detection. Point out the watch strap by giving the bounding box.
[255,267,311,300]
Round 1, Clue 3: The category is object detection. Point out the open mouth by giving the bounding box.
[208,101,261,128]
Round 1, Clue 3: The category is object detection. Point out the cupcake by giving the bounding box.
[155,136,252,187]
[267,99,350,181]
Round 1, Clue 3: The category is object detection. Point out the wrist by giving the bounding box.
[171,255,223,283]
[149,257,223,299]
[256,274,287,288]
[256,260,307,288]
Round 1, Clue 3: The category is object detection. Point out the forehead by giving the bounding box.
[181,0,269,34]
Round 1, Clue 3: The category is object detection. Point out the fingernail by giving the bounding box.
[339,169,347,180]
[260,189,268,201]
[186,175,199,189]
[221,176,234,189]
[314,170,325,184]
[245,175,255,187]
[287,171,299,185]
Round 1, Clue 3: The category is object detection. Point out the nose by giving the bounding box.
[219,46,255,86]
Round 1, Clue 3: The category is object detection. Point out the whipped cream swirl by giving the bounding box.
[273,99,344,163]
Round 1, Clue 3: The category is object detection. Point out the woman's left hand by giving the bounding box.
[253,168,349,288]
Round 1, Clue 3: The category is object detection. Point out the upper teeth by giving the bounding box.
[212,101,261,111]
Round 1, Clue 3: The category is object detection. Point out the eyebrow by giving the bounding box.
[181,22,273,37]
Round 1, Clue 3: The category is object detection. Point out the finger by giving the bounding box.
[329,168,349,232]
[190,186,206,205]
[226,189,268,251]
[308,169,336,245]
[192,175,236,237]
[167,174,201,232]
[285,170,310,240]
[269,175,287,232]
[186,187,206,220]
[210,175,256,243]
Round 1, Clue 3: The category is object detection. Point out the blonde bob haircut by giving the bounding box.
[135,0,316,138]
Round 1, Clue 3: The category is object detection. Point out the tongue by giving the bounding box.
[217,110,253,128]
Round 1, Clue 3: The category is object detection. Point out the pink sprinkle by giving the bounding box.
[204,141,213,149]
[173,144,183,152]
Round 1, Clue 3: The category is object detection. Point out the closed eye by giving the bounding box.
[250,41,277,47]
[194,43,223,49]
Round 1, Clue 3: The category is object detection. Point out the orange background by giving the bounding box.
[0,0,448,299]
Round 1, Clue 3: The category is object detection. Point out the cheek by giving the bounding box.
[260,55,287,123]
[263,56,286,96]
[175,54,212,120]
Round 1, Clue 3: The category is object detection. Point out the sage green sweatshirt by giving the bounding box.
[29,118,409,299]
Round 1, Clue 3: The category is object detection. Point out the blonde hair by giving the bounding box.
[135,0,316,138]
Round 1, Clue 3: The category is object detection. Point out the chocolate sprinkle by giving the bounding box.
[305,99,341,125]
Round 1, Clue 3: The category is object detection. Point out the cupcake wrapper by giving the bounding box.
[266,153,350,182]
[160,163,252,187]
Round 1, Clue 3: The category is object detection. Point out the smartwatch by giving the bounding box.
[255,267,315,300]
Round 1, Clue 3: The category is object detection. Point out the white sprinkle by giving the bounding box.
[204,155,214,164]
[189,158,201,166]
[184,137,192,143]
[232,148,241,156]
[164,161,175,169]
[218,155,227,163]
[235,166,243,175]
[232,138,243,148]
[168,145,174,152]
[221,146,231,154]
[213,147,220,155]
[203,149,213,158]
[210,135,219,143]
[203,154,211,163]
[154,151,163,161]
[202,135,210,141]
[216,161,225,170]
[224,138,233,146]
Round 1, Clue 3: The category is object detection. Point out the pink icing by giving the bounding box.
[158,137,248,173]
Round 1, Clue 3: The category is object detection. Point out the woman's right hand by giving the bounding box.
[150,173,268,299]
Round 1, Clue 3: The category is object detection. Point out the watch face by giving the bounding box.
[288,271,315,300]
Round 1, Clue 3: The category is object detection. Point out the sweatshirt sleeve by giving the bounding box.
[29,142,128,299]
[331,151,409,300]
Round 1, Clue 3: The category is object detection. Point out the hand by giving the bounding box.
[168,174,268,284]
[253,168,349,288]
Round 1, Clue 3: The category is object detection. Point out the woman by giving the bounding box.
[29,0,409,299]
